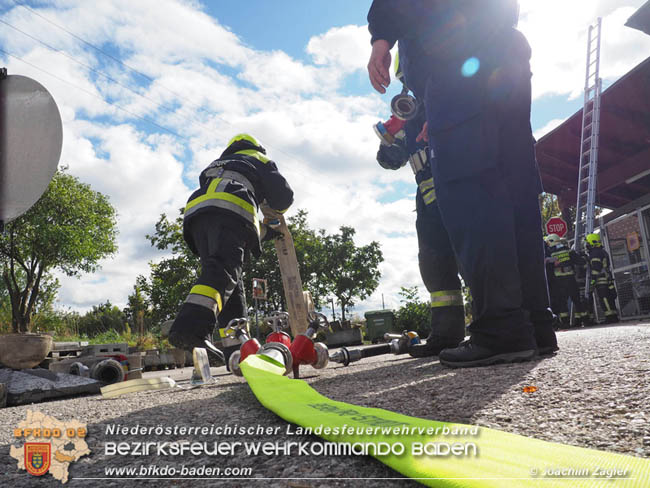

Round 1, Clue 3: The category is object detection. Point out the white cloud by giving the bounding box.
[519,0,650,99]
[306,24,371,73]
[533,118,566,140]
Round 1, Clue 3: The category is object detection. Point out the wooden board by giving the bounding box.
[268,214,309,336]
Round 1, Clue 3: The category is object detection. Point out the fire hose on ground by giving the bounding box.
[239,353,650,487]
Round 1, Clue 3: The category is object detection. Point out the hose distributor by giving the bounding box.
[264,311,292,349]
[289,312,329,378]
[226,318,261,377]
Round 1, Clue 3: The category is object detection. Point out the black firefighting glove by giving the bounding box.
[261,224,283,242]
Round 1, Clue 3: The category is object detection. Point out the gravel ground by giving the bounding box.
[1,321,648,487]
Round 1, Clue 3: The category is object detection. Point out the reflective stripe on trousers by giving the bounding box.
[418,177,436,204]
[430,290,463,308]
[185,284,223,314]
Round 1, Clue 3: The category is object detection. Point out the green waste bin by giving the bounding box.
[364,310,396,343]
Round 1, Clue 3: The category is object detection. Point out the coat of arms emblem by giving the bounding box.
[25,443,51,476]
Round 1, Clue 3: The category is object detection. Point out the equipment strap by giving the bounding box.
[240,355,649,486]
[409,149,427,174]
[203,168,255,194]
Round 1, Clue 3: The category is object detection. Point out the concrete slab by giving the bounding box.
[81,343,128,356]
[0,368,100,406]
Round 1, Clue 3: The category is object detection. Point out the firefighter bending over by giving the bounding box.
[168,134,294,363]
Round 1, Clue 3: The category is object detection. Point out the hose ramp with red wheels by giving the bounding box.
[240,354,650,487]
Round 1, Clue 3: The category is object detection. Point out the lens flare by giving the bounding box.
[461,57,480,77]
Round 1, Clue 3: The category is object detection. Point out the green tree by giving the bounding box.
[0,171,118,332]
[0,287,11,333]
[539,193,562,229]
[77,301,127,337]
[394,286,431,337]
[319,226,383,320]
[124,284,152,337]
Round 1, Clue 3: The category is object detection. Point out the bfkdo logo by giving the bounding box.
[25,442,51,476]
[10,410,90,484]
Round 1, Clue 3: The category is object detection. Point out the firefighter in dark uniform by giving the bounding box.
[585,233,619,323]
[375,57,465,358]
[367,0,557,367]
[546,234,587,327]
[168,134,294,362]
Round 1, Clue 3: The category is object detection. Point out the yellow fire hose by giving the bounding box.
[240,354,649,487]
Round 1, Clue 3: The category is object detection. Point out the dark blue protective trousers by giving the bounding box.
[424,28,554,352]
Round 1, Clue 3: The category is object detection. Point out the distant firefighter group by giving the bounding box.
[545,232,619,327]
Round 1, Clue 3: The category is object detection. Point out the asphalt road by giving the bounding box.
[1,321,649,487]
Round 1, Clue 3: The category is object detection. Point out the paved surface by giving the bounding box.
[1,322,649,486]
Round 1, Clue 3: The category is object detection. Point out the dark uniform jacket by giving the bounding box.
[550,245,584,278]
[588,247,613,285]
[368,1,530,184]
[368,0,520,99]
[184,140,293,257]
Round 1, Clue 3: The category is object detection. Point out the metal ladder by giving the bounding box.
[574,17,602,292]
[571,18,604,325]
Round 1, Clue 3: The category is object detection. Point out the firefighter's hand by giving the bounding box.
[416,121,428,142]
[368,40,391,93]
[590,280,596,287]
[261,224,283,242]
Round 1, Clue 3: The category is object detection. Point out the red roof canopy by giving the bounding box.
[535,56,650,210]
[626,0,650,36]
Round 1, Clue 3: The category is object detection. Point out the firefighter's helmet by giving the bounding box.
[227,133,265,151]
[586,233,602,248]
[221,133,267,159]
[545,234,561,247]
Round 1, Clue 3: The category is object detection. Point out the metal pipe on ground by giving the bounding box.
[329,331,420,366]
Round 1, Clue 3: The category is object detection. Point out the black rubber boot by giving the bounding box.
[169,303,216,351]
[408,306,465,358]
[530,309,559,356]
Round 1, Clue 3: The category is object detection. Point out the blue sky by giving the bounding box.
[205,0,367,58]
[1,0,649,317]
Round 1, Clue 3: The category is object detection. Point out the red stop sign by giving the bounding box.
[546,217,567,238]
